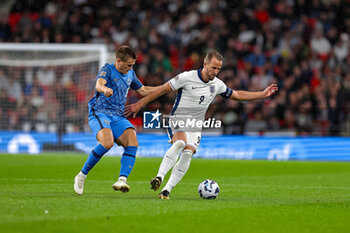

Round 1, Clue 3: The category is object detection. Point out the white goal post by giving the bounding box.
[0,43,108,68]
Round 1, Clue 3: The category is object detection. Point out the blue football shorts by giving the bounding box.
[89,112,135,140]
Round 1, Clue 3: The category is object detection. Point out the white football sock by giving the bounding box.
[163,149,193,192]
[79,171,87,178]
[156,140,186,181]
[118,176,127,182]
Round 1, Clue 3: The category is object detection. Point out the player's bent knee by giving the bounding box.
[97,129,114,150]
[184,146,196,154]
[118,140,138,148]
[100,140,114,150]
[173,140,186,150]
[127,140,138,147]
[172,132,187,144]
[120,128,138,147]
[124,134,138,147]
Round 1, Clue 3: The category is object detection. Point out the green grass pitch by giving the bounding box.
[0,153,349,233]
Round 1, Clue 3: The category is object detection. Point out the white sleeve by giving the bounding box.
[216,79,228,95]
[168,72,188,91]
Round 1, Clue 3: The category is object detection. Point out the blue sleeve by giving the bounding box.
[130,71,143,90]
[220,87,233,98]
[96,64,111,82]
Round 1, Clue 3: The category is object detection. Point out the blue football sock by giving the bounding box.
[82,144,108,175]
[119,146,137,178]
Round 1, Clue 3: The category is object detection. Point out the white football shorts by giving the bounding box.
[166,127,202,151]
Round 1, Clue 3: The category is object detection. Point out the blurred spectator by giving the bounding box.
[7,75,22,102]
[0,0,349,136]
[333,33,349,62]
[0,89,11,115]
[310,29,332,61]
[0,107,10,130]
[36,67,56,88]
[244,46,266,67]
[0,14,11,42]
[0,69,9,91]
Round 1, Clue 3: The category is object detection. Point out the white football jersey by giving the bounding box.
[168,69,232,124]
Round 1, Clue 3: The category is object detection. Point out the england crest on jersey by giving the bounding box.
[209,85,215,96]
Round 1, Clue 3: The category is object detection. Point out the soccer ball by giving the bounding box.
[198,179,220,199]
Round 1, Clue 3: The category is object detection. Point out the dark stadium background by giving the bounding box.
[0,0,349,137]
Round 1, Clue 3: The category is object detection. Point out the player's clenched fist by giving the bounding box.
[104,88,113,97]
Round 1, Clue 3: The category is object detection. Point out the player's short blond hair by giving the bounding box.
[115,45,137,61]
[204,51,223,64]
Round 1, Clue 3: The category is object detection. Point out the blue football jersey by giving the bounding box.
[88,63,143,117]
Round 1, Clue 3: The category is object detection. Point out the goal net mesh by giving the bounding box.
[0,43,108,152]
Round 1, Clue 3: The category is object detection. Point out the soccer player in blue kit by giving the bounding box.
[74,46,158,195]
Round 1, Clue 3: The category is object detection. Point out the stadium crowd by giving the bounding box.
[0,0,349,136]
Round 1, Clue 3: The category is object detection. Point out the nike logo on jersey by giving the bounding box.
[192,85,208,89]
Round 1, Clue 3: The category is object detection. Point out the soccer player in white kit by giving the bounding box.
[125,51,278,199]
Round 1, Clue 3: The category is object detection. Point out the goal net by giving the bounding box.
[0,43,108,153]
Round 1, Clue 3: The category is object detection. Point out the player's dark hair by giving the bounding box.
[115,45,137,61]
[204,51,223,63]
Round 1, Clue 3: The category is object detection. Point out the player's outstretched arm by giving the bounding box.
[135,85,161,97]
[230,84,278,101]
[125,82,173,118]
[96,78,113,97]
